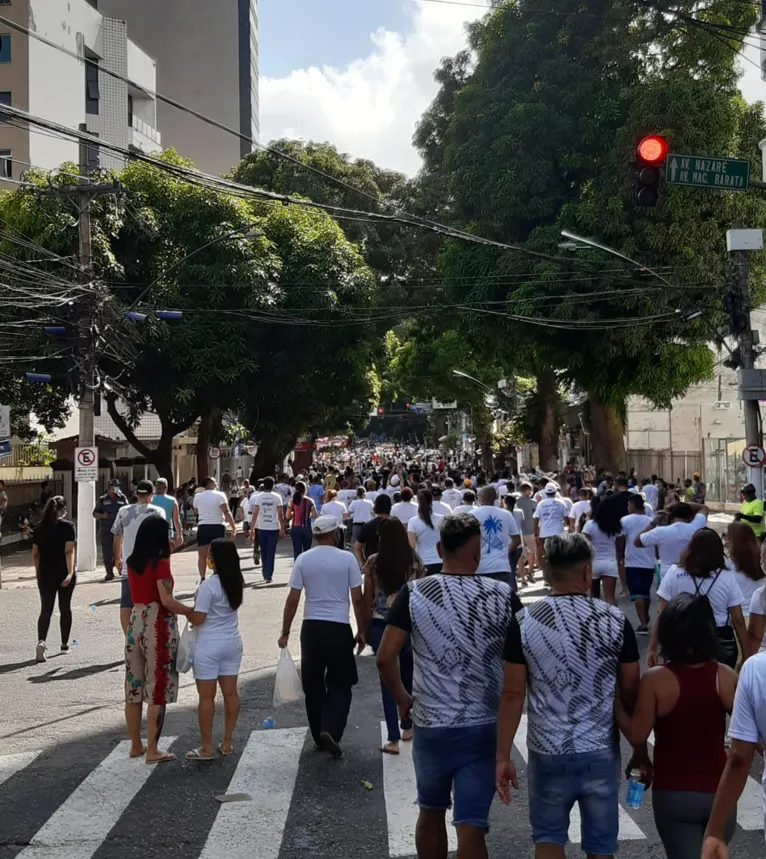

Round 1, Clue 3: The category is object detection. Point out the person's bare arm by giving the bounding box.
[617,670,658,744]
[510,534,521,553]
[730,605,751,661]
[113,535,122,573]
[619,660,652,783]
[533,519,539,538]
[278,589,301,648]
[635,521,655,548]
[495,663,526,805]
[376,626,409,712]
[747,613,764,658]
[188,609,208,626]
[172,503,183,547]
[157,578,192,616]
[62,541,76,585]
[220,502,236,532]
[32,544,40,575]
[703,740,757,857]
[362,564,375,622]
[646,598,666,668]
[354,541,366,568]
[350,585,367,650]
[718,664,738,714]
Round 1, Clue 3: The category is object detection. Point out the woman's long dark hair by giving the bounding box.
[680,528,726,579]
[209,539,244,610]
[417,489,434,529]
[727,521,764,582]
[293,480,307,506]
[591,494,622,537]
[658,592,719,664]
[39,496,66,528]
[375,518,416,595]
[127,514,170,574]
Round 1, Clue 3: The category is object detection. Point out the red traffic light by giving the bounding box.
[377,407,384,416]
[637,135,668,165]
[405,402,411,409]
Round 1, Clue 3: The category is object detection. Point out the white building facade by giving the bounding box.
[0,0,160,184]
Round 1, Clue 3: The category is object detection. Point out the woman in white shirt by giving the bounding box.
[724,521,764,619]
[187,539,244,760]
[407,489,444,576]
[582,496,624,606]
[648,528,748,670]
[349,487,374,544]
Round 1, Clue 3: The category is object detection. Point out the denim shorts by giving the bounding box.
[625,566,654,601]
[528,747,620,855]
[120,575,133,609]
[412,722,496,830]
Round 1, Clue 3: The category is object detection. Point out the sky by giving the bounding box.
[259,0,766,178]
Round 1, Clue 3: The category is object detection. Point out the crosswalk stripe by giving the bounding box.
[380,722,458,857]
[0,750,40,787]
[514,715,645,843]
[199,727,305,859]
[16,737,177,859]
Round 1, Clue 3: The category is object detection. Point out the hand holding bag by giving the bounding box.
[177,620,197,674]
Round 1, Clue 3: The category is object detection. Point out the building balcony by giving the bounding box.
[129,116,161,153]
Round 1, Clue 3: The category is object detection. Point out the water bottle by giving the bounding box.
[263,717,274,729]
[626,770,645,809]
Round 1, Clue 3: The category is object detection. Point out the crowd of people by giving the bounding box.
[25,446,766,858]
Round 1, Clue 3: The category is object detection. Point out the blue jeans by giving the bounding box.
[257,529,279,581]
[528,747,620,855]
[368,618,413,742]
[412,722,497,830]
[290,526,313,560]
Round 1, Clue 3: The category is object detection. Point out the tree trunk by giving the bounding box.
[250,433,298,481]
[535,366,559,471]
[588,393,626,473]
[196,407,218,485]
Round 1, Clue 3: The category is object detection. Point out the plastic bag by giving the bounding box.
[273,648,303,707]
[177,621,197,674]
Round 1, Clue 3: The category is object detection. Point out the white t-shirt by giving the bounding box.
[287,546,362,624]
[337,488,356,508]
[472,505,520,574]
[749,586,766,651]
[275,482,293,505]
[433,500,452,517]
[643,483,660,509]
[570,499,591,525]
[194,574,240,642]
[408,514,444,565]
[442,488,463,509]
[620,513,655,569]
[732,567,764,617]
[726,651,766,841]
[391,500,418,525]
[559,495,573,514]
[239,495,253,524]
[111,503,167,575]
[349,498,374,523]
[638,513,707,576]
[321,500,347,524]
[193,490,229,526]
[582,519,620,563]
[452,504,477,515]
[252,491,283,530]
[657,565,743,627]
[533,497,569,538]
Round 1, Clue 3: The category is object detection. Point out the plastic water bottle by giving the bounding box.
[263,717,274,729]
[626,770,645,809]
[71,639,80,648]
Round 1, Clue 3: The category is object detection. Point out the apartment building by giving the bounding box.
[98,0,259,175]
[0,0,160,184]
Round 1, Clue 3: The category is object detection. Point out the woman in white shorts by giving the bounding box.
[582,497,624,607]
[186,539,244,761]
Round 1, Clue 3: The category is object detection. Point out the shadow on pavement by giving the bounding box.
[0,654,64,675]
[27,660,124,684]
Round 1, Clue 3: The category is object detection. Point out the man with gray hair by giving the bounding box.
[151,478,183,549]
[495,533,646,858]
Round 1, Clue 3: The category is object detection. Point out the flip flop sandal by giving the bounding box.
[380,744,400,755]
[185,748,215,761]
[218,743,234,756]
[145,752,176,765]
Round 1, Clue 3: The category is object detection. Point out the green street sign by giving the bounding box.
[665,154,750,191]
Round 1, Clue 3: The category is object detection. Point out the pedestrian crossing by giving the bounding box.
[0,719,763,859]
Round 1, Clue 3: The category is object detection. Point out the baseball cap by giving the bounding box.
[543,483,557,496]
[743,483,756,494]
[107,478,120,487]
[390,475,400,486]
[312,515,340,535]
[136,479,154,495]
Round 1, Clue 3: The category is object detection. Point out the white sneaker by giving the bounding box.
[35,640,47,663]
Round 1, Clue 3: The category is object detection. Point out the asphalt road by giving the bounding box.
[0,535,763,859]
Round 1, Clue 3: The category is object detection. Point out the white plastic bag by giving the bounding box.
[273,648,303,707]
[177,621,197,674]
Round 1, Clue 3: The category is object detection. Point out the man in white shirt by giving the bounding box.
[442,477,463,510]
[473,486,521,588]
[275,474,294,514]
[278,515,366,757]
[635,501,708,578]
[619,494,655,634]
[250,476,286,583]
[431,486,452,517]
[641,477,660,511]
[193,477,236,581]
[453,489,478,514]
[569,487,591,532]
[391,486,418,525]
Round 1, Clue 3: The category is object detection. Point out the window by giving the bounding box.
[0,34,11,63]
[127,93,133,126]
[0,150,12,179]
[0,91,10,122]
[85,59,99,115]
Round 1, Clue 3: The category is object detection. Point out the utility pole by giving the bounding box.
[727,226,764,498]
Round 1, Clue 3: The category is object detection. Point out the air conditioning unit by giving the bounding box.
[713,401,732,410]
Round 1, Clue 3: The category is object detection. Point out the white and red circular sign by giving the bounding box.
[742,444,766,468]
[208,446,221,460]
[77,448,96,467]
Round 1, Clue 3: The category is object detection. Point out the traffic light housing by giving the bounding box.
[635,135,668,208]
[377,407,384,416]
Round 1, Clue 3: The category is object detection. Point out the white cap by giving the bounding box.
[312,515,340,535]
[390,475,400,486]
[543,483,557,496]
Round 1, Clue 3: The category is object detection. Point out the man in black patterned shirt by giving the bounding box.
[495,533,646,859]
[377,513,522,859]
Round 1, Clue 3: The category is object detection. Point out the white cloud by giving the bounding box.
[260,1,490,176]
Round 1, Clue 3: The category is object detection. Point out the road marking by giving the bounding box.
[381,722,457,857]
[0,750,40,787]
[17,737,177,859]
[200,727,305,859]
[514,716,645,843]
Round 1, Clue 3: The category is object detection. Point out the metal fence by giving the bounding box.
[702,437,747,504]
[1,477,64,541]
[626,449,702,484]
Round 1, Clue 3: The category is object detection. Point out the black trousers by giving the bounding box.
[37,576,75,644]
[300,620,358,744]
